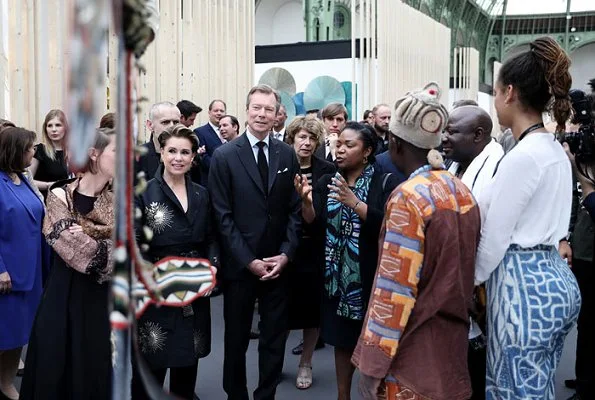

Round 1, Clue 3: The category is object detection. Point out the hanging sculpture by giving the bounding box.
[67,1,217,398]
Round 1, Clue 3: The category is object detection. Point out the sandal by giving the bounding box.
[296,364,312,390]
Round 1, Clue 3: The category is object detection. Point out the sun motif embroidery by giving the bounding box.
[139,321,166,354]
[145,202,173,234]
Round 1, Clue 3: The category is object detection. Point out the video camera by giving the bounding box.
[561,89,594,171]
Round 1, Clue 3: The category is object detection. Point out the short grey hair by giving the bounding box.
[148,101,177,121]
[245,84,281,113]
[372,103,390,114]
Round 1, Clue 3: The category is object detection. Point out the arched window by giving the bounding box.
[333,4,351,40]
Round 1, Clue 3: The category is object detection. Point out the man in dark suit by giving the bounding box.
[208,84,301,400]
[136,102,181,181]
[194,99,226,169]
[271,104,288,142]
[176,99,202,128]
[371,103,391,154]
[313,103,347,163]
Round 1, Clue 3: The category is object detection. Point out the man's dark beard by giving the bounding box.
[375,124,388,136]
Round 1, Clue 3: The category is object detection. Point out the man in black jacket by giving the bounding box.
[563,139,595,400]
[208,84,301,400]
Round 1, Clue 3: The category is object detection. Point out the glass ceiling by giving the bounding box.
[475,0,595,16]
[507,0,594,15]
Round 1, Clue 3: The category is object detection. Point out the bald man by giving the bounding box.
[442,105,504,400]
[442,105,504,199]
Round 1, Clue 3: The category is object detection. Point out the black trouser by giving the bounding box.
[468,342,486,400]
[131,363,198,400]
[573,258,594,398]
[222,275,289,400]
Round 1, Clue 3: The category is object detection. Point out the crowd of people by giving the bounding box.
[0,36,593,400]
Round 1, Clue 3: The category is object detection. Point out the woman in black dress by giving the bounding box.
[132,124,218,400]
[285,116,335,390]
[29,109,70,198]
[21,128,116,400]
[294,122,401,400]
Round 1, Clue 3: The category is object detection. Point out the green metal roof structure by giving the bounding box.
[301,0,595,86]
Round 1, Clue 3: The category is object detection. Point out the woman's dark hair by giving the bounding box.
[221,115,240,131]
[342,121,377,164]
[158,123,200,154]
[99,112,116,129]
[498,36,572,133]
[0,127,36,173]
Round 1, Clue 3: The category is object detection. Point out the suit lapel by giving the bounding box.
[185,177,200,224]
[267,140,280,194]
[207,124,223,145]
[1,173,38,222]
[237,134,265,194]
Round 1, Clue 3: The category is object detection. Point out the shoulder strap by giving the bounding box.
[382,173,392,191]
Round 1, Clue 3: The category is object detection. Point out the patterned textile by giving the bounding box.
[486,245,581,400]
[43,178,114,283]
[359,165,476,357]
[353,165,479,400]
[324,164,374,320]
[380,376,426,400]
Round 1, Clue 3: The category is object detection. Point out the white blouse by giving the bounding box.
[474,132,572,283]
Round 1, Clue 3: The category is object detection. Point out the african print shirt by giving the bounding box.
[352,165,481,400]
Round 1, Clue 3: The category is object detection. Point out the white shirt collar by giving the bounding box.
[246,128,270,148]
[209,121,219,132]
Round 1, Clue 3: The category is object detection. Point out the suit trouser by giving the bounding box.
[222,274,289,400]
[573,258,594,398]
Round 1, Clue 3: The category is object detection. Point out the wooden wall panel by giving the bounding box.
[452,47,480,104]
[375,0,451,108]
[1,0,255,142]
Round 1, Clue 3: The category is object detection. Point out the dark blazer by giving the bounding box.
[373,151,407,182]
[311,171,401,304]
[208,133,302,280]
[0,172,45,291]
[194,123,224,169]
[135,165,219,266]
[314,145,335,163]
[136,141,160,182]
[295,156,337,270]
[310,155,337,189]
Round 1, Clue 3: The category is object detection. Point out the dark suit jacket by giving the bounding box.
[373,151,407,183]
[208,133,302,280]
[136,164,219,266]
[194,123,224,169]
[314,145,336,163]
[295,156,337,271]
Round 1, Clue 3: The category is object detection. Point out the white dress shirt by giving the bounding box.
[210,122,226,144]
[246,129,269,164]
[448,139,504,200]
[474,132,572,283]
[272,128,285,142]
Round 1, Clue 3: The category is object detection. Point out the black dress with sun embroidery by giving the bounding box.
[135,166,219,370]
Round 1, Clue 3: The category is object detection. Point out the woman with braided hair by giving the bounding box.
[474,37,581,399]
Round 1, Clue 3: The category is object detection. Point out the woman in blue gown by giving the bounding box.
[0,127,44,400]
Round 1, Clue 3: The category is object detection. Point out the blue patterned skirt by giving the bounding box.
[485,244,581,399]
